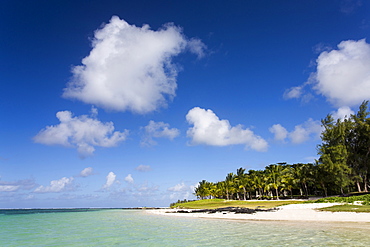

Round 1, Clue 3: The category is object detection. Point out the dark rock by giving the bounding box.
[169,207,279,214]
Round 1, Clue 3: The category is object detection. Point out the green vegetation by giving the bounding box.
[194,164,325,201]
[170,199,300,209]
[318,101,370,196]
[171,197,370,213]
[171,195,370,212]
[171,102,370,213]
[192,102,370,201]
[319,204,370,213]
[312,194,370,205]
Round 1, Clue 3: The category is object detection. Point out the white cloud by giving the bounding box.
[186,107,268,151]
[124,174,134,184]
[271,119,322,144]
[283,86,303,100]
[167,182,195,200]
[79,167,94,177]
[289,118,322,144]
[314,39,370,107]
[34,177,74,193]
[90,106,98,117]
[63,16,206,114]
[331,106,354,120]
[304,156,320,163]
[0,179,36,192]
[25,194,35,200]
[128,182,159,198]
[269,124,288,142]
[34,110,128,157]
[141,120,180,146]
[340,0,362,14]
[284,39,370,108]
[187,38,207,59]
[135,165,151,172]
[102,172,116,189]
[289,126,310,144]
[313,43,333,54]
[0,185,20,192]
[168,182,187,192]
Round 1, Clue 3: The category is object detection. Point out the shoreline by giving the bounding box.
[146,203,370,223]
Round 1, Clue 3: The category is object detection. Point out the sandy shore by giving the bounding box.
[147,203,370,223]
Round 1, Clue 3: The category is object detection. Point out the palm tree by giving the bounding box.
[194,180,212,199]
[208,182,217,199]
[249,170,265,199]
[225,173,235,200]
[292,163,315,198]
[265,164,285,200]
[215,181,227,199]
[281,165,296,198]
[235,167,247,200]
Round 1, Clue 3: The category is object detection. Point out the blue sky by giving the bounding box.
[1,0,370,208]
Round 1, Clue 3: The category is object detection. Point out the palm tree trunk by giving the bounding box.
[321,182,327,197]
[356,181,362,192]
[303,182,309,198]
[243,187,247,200]
[364,174,368,192]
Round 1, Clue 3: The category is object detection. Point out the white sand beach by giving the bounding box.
[147,203,370,223]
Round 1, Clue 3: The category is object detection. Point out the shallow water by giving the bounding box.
[0,209,369,246]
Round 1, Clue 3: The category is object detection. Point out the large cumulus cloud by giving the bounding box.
[63,16,205,113]
[314,39,370,107]
[285,39,370,108]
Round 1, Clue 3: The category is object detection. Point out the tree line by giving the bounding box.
[194,101,370,200]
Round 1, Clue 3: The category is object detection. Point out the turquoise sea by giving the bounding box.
[1,209,369,246]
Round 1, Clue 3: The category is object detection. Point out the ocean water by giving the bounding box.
[0,209,369,246]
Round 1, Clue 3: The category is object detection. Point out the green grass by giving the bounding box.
[312,194,370,205]
[170,199,301,209]
[319,204,370,213]
[171,195,370,212]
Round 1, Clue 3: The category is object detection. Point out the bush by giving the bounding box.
[313,194,370,205]
[170,199,196,208]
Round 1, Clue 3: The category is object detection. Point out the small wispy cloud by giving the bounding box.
[34,177,75,193]
[79,167,94,177]
[168,182,188,192]
[141,120,180,146]
[167,182,195,200]
[283,86,303,100]
[135,165,151,172]
[102,172,117,190]
[269,124,288,142]
[0,179,36,192]
[124,174,134,184]
[270,119,322,144]
[340,0,362,14]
